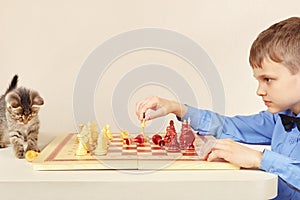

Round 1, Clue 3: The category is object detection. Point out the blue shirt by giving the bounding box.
[181,105,300,200]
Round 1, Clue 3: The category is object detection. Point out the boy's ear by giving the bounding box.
[5,92,21,108]
[30,91,44,107]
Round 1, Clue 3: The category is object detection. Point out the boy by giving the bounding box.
[136,17,300,199]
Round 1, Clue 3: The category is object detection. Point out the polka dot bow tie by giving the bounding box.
[279,114,300,132]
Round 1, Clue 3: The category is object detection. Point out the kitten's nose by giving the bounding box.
[22,116,29,124]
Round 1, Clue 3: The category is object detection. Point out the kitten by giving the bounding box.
[0,75,44,158]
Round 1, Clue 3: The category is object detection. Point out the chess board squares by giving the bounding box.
[150,146,168,156]
[136,143,152,156]
[111,138,123,143]
[122,145,137,156]
[104,143,123,158]
[181,150,198,157]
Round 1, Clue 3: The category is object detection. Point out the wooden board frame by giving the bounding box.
[32,133,240,171]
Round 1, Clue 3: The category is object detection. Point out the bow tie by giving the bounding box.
[279,114,300,132]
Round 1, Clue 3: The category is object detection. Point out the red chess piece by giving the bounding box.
[179,120,195,150]
[124,134,145,145]
[167,129,180,152]
[164,120,176,144]
[152,134,165,146]
[167,136,180,152]
[164,127,171,144]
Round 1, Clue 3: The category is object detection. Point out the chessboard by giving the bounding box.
[32,132,240,170]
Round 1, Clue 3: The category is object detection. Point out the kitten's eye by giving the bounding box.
[11,103,19,108]
[12,107,22,113]
[31,107,40,112]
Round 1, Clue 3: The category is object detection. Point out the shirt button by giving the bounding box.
[289,139,295,144]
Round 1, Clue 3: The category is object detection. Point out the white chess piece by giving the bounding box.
[94,132,108,155]
[75,135,88,156]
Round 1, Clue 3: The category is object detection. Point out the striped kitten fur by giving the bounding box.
[0,75,44,158]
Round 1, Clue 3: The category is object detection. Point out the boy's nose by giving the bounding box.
[256,84,266,96]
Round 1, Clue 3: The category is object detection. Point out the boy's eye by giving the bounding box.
[265,78,272,82]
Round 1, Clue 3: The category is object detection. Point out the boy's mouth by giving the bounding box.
[264,100,272,106]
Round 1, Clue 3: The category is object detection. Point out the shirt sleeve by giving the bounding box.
[260,149,300,191]
[179,105,275,144]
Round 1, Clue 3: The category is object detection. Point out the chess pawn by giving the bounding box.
[76,137,88,156]
[124,134,145,145]
[141,117,146,135]
[152,134,165,146]
[120,130,129,139]
[105,124,113,140]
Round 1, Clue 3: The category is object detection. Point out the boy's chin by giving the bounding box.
[267,107,285,114]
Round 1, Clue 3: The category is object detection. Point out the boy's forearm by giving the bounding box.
[170,101,188,118]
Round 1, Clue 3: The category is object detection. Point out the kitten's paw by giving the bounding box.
[14,149,25,159]
[0,142,6,148]
[26,146,40,153]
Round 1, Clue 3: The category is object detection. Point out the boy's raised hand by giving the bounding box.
[207,139,263,169]
[136,96,169,121]
[136,96,187,121]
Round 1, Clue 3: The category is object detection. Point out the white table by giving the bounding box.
[0,133,277,200]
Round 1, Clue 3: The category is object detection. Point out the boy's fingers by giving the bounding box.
[136,96,162,121]
[207,149,227,162]
[136,98,152,120]
[207,150,219,162]
[147,107,167,120]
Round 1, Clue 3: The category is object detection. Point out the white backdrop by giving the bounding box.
[1,0,299,135]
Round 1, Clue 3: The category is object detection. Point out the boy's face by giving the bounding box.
[253,57,300,114]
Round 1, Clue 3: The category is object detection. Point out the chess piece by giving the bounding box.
[167,129,180,152]
[77,124,90,151]
[75,135,88,156]
[120,130,129,139]
[78,123,84,133]
[88,121,99,143]
[152,134,165,146]
[25,150,39,162]
[87,122,99,151]
[179,119,195,150]
[94,132,108,155]
[124,134,145,145]
[105,124,113,140]
[164,120,176,144]
[141,112,146,135]
[76,124,85,143]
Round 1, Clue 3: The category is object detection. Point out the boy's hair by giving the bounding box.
[249,17,300,73]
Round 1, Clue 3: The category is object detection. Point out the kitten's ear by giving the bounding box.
[5,92,21,108]
[30,91,44,106]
